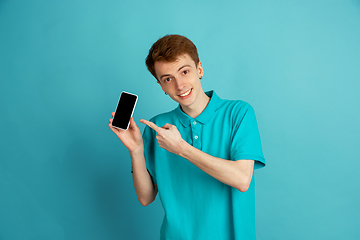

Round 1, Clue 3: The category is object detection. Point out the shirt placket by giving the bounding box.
[191,120,202,150]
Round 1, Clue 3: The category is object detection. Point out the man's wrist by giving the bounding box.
[178,140,191,158]
[129,146,144,158]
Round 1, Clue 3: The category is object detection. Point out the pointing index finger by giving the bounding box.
[140,119,162,133]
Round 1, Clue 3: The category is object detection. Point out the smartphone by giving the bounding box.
[112,91,138,130]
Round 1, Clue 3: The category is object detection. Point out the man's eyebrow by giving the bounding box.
[178,65,191,72]
[160,73,171,80]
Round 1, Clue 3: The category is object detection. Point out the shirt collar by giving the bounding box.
[175,90,222,127]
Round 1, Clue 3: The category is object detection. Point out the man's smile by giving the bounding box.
[178,88,192,98]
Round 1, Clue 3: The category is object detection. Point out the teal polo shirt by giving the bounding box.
[143,91,265,240]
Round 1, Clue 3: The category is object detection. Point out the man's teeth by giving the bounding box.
[180,89,191,97]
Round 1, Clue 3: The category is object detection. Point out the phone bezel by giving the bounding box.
[111,91,138,130]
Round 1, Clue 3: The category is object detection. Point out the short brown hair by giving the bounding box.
[145,34,200,79]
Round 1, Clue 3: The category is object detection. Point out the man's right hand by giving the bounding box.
[109,112,144,154]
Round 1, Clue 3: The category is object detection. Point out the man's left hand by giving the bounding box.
[140,119,187,155]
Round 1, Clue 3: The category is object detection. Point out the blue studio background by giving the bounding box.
[1,1,360,239]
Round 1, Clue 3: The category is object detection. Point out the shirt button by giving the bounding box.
[194,135,198,139]
[193,121,197,125]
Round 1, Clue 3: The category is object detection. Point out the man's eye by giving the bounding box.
[164,77,171,82]
[183,70,189,75]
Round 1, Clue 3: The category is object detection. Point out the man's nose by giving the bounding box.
[175,78,185,90]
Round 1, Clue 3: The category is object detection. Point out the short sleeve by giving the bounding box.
[142,124,157,184]
[230,103,265,170]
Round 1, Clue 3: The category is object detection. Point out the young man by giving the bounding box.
[109,34,265,240]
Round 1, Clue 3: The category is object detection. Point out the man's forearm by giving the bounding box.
[130,149,157,206]
[178,142,254,192]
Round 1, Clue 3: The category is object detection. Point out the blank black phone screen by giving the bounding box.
[112,92,137,130]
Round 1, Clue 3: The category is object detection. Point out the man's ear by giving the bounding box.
[157,79,162,88]
[197,61,204,79]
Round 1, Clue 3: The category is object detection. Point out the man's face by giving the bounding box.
[154,54,204,109]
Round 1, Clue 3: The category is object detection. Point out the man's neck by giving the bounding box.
[181,91,210,118]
